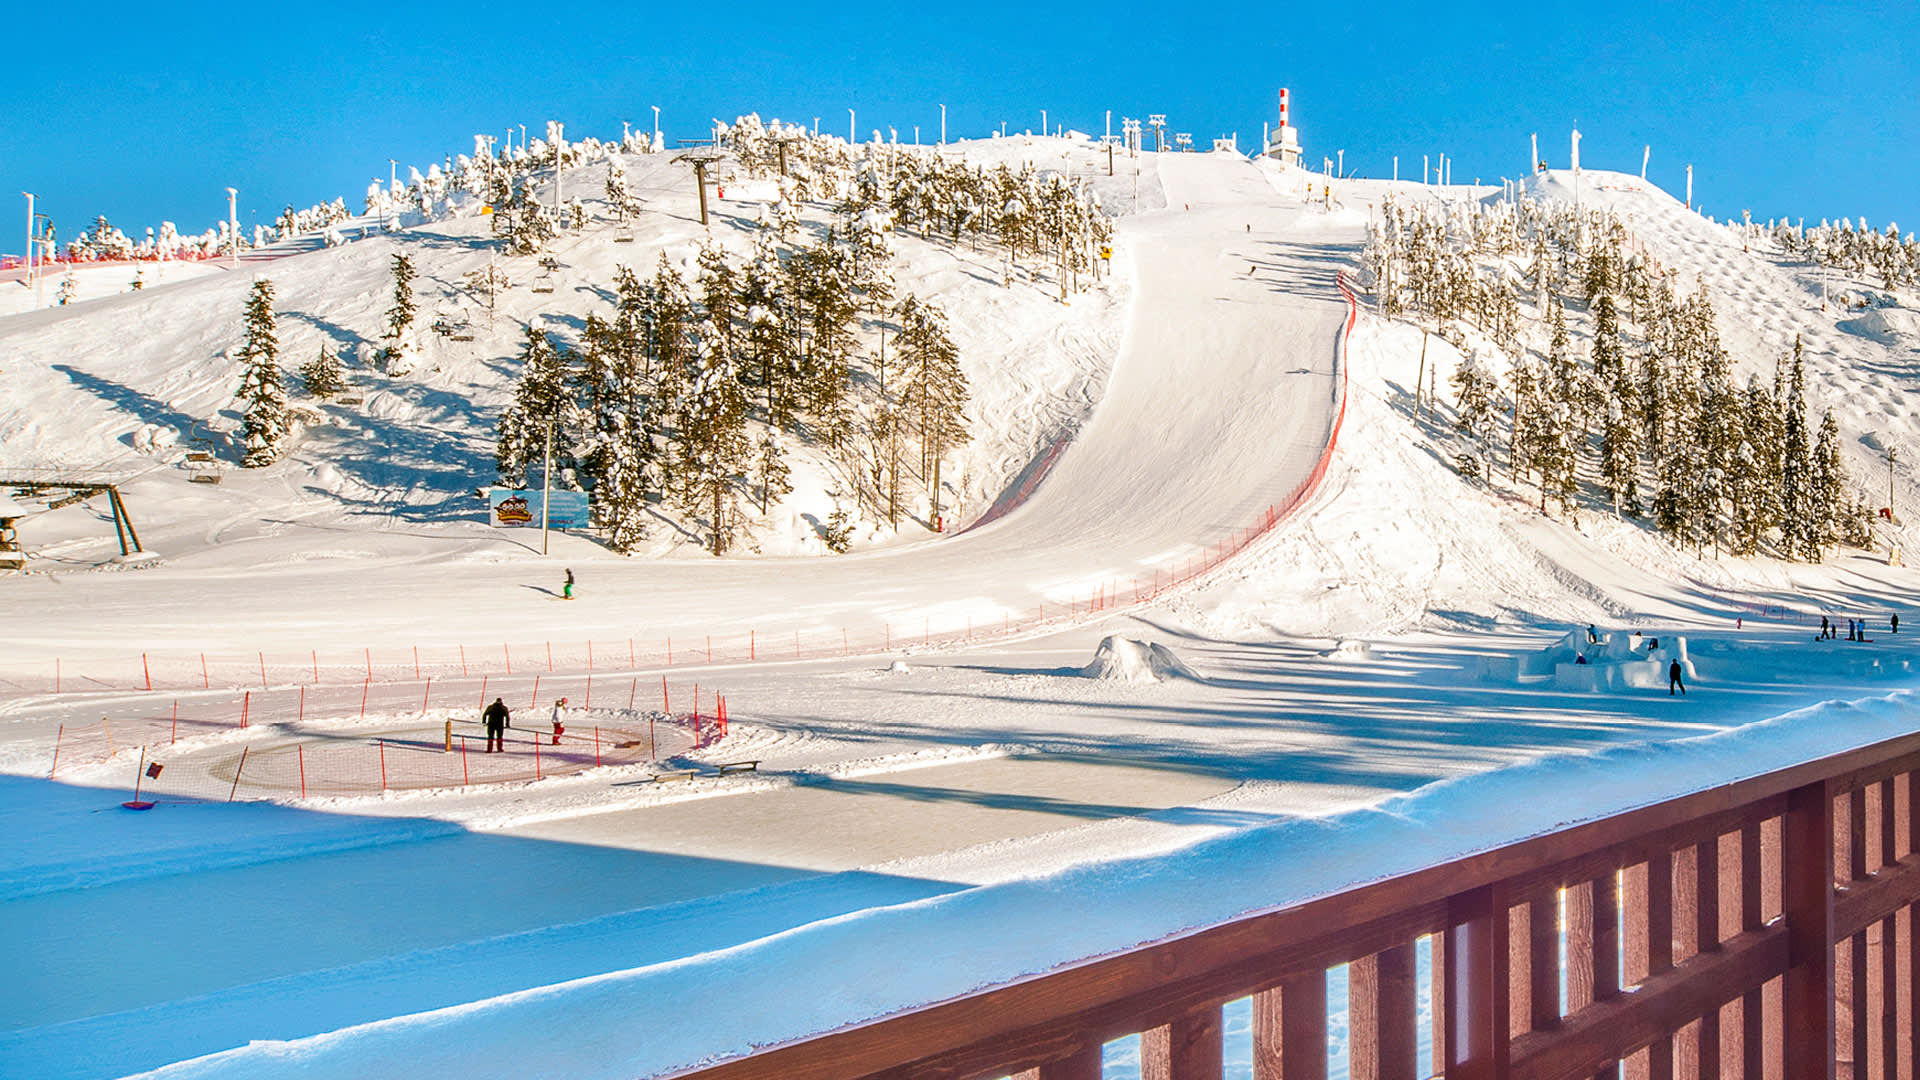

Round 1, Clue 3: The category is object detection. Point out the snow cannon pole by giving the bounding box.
[241,691,250,728]
[143,653,151,691]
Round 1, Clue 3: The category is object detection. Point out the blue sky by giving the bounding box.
[6,1,1916,247]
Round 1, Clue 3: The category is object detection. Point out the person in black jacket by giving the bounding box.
[483,697,510,752]
[1668,659,1686,696]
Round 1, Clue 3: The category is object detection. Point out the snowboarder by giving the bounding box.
[1585,625,1599,645]
[550,697,567,745]
[483,697,510,752]
[563,568,574,600]
[1668,659,1685,696]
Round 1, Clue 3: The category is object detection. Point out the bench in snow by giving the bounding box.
[716,760,760,776]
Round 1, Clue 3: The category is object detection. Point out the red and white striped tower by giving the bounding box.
[1268,88,1303,167]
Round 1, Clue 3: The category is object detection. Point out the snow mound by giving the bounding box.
[1321,640,1376,660]
[1841,306,1920,344]
[1081,636,1202,683]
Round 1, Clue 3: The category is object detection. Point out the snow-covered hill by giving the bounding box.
[5,129,1919,1080]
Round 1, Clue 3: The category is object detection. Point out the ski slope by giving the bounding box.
[0,152,1350,675]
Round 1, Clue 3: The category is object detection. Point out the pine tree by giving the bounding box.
[386,253,416,339]
[495,319,576,486]
[1780,338,1815,558]
[236,278,290,467]
[300,343,346,398]
[895,296,970,513]
[57,271,75,306]
[753,430,791,514]
[382,253,418,376]
[1809,409,1846,558]
[677,339,751,553]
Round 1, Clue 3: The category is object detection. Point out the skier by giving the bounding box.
[483,697,510,752]
[550,697,567,745]
[1894,614,1901,635]
[1668,659,1686,696]
[563,568,575,600]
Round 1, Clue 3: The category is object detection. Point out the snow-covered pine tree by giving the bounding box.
[677,337,751,554]
[1507,360,1539,484]
[300,343,346,398]
[1589,294,1638,512]
[1809,409,1846,559]
[786,243,857,442]
[236,278,290,467]
[697,242,741,369]
[1779,338,1815,559]
[57,270,75,305]
[753,430,791,515]
[895,295,970,511]
[1534,301,1580,514]
[382,253,417,375]
[1450,352,1496,436]
[495,319,578,487]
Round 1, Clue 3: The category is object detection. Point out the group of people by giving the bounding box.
[1818,614,1898,641]
[478,696,570,752]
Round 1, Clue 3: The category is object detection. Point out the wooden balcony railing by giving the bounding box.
[670,728,1920,1080]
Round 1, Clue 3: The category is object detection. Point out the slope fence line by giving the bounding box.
[43,673,729,800]
[6,269,1359,697]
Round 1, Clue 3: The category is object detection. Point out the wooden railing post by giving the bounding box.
[1782,780,1836,1080]
[1143,1006,1223,1080]
[1253,972,1327,1080]
[1351,943,1418,1080]
[1444,884,1510,1080]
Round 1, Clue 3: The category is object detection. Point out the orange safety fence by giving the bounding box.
[46,673,729,801]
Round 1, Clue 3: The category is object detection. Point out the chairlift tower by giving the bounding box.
[1147,115,1167,153]
[673,149,725,227]
[1173,133,1193,153]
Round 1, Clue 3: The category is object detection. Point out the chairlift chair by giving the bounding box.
[185,421,215,464]
[530,270,556,295]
